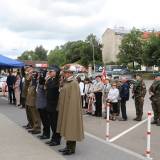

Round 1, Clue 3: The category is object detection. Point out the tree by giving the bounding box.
[117,28,144,69]
[143,34,160,67]
[63,41,84,63]
[34,45,47,60]
[48,46,66,66]
[85,34,102,66]
[18,45,47,61]
[48,34,102,67]
[18,50,34,60]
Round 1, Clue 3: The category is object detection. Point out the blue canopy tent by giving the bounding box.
[0,54,24,68]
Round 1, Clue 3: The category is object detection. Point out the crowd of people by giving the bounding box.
[3,65,160,156]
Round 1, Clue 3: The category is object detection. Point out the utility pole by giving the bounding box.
[90,38,95,73]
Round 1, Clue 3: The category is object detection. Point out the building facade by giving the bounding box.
[102,28,128,64]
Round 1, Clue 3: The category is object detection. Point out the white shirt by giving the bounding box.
[79,82,84,96]
[108,88,119,103]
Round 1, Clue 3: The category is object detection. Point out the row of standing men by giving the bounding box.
[20,65,84,156]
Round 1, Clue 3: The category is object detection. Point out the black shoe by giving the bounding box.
[26,126,32,130]
[45,140,53,144]
[49,141,60,146]
[39,135,50,140]
[28,129,34,133]
[133,117,138,121]
[136,118,142,121]
[58,147,67,152]
[22,124,32,129]
[119,118,127,121]
[62,149,75,155]
[22,124,29,128]
[31,130,41,134]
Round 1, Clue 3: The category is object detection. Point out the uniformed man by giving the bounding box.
[26,70,41,134]
[45,65,61,146]
[22,66,33,129]
[132,74,146,121]
[57,65,84,155]
[149,73,160,126]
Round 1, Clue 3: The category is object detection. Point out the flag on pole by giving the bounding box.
[101,66,106,82]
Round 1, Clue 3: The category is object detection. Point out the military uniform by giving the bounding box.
[57,66,84,155]
[149,76,160,125]
[26,73,41,133]
[132,79,146,121]
[45,76,61,145]
[23,73,33,128]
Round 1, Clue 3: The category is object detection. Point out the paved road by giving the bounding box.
[84,80,159,160]
[0,96,147,160]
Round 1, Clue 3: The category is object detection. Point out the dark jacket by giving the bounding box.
[46,77,59,112]
[7,75,16,88]
[120,82,130,101]
[36,84,47,109]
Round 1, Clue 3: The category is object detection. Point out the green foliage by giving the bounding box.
[84,33,102,66]
[18,45,47,61]
[48,46,66,66]
[34,45,47,60]
[48,34,102,67]
[117,28,144,69]
[63,41,84,63]
[18,50,34,60]
[18,34,102,67]
[143,34,160,67]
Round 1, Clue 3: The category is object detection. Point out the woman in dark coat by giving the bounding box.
[45,65,61,146]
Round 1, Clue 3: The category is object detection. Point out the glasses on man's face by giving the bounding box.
[112,85,116,86]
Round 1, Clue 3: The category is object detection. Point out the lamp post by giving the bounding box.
[90,39,96,73]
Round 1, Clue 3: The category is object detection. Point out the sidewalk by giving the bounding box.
[0,113,65,160]
[0,97,147,160]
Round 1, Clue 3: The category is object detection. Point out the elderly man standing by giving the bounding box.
[93,75,104,117]
[119,77,130,121]
[57,65,84,155]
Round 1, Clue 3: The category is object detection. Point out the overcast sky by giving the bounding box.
[0,0,160,59]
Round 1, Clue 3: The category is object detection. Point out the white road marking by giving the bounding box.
[85,132,147,160]
[109,116,153,143]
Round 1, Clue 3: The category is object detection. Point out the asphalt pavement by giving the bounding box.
[0,95,149,160]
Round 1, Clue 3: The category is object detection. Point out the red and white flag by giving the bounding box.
[101,66,106,82]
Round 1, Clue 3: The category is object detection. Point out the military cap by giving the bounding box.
[48,65,60,73]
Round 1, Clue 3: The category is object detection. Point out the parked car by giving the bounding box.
[0,76,7,92]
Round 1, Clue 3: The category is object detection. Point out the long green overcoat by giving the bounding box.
[56,77,84,141]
